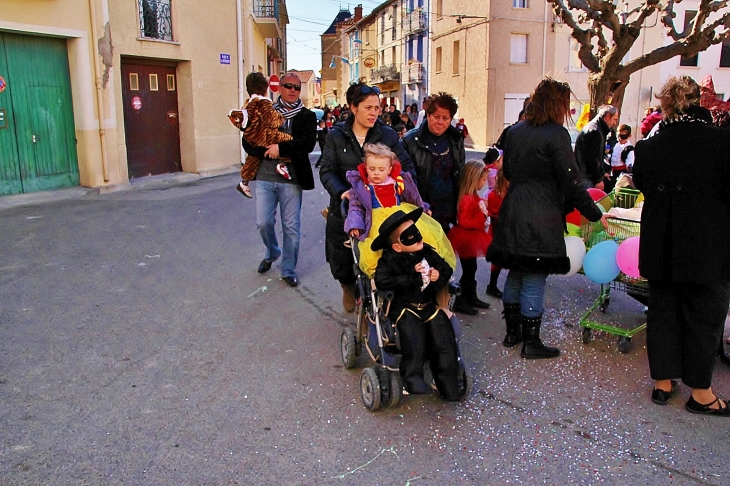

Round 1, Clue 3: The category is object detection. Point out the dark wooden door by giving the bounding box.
[121,62,181,178]
[0,32,79,195]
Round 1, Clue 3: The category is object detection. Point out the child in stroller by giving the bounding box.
[340,206,467,410]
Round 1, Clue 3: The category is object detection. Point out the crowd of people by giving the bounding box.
[232,71,730,414]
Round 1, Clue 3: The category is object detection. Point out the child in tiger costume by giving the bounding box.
[228,72,292,198]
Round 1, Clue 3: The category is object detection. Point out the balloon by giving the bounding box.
[616,236,641,278]
[587,187,607,202]
[564,223,581,238]
[583,240,620,284]
[598,195,613,212]
[563,236,587,277]
[566,209,581,226]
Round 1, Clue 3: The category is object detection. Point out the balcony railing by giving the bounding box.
[404,61,424,83]
[252,0,283,39]
[254,0,280,19]
[404,8,427,35]
[371,64,400,83]
[139,0,173,41]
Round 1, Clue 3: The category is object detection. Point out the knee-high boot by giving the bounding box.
[520,315,560,359]
[502,303,522,347]
[464,280,490,309]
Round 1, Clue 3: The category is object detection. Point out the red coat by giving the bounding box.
[447,194,491,258]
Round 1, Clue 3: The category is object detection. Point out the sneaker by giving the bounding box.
[276,164,292,180]
[236,182,252,198]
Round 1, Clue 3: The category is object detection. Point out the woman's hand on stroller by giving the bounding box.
[600,213,615,234]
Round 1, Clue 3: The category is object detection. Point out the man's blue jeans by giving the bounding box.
[502,270,549,318]
[255,180,302,279]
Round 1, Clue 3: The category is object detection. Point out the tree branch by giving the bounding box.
[661,0,681,40]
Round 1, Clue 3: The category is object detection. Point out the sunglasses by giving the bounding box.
[282,83,301,91]
[357,85,381,96]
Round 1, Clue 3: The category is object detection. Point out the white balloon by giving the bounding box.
[563,236,587,277]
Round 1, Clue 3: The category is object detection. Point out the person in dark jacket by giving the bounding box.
[372,207,462,400]
[402,92,484,315]
[487,78,610,359]
[319,81,415,312]
[574,105,618,190]
[633,75,730,416]
[241,73,316,287]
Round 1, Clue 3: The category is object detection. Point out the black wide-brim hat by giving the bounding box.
[370,207,424,251]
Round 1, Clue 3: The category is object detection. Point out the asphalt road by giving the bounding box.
[1,151,729,485]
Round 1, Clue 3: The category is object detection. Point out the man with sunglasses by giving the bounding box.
[241,73,316,287]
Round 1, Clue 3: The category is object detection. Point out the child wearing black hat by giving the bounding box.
[372,207,463,400]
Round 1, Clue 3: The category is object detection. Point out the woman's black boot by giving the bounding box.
[520,315,560,359]
[502,303,522,347]
[486,270,503,298]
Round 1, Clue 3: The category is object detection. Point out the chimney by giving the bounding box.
[354,4,363,21]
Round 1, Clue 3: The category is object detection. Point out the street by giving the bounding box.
[1,151,729,486]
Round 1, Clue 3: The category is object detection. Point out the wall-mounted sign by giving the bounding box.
[0,76,6,93]
[220,53,231,65]
[363,58,376,68]
[132,96,142,111]
[0,108,6,129]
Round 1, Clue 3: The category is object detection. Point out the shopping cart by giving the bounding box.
[579,188,647,353]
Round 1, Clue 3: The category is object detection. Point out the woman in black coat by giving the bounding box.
[401,92,483,315]
[486,78,609,359]
[319,81,415,312]
[633,76,730,415]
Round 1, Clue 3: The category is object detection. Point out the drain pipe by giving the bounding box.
[236,0,245,164]
[88,0,110,183]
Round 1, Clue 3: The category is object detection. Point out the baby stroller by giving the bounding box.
[338,203,469,411]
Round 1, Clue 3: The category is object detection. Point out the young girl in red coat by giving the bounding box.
[486,167,509,298]
[448,160,492,312]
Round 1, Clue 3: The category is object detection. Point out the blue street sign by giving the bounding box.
[220,54,231,65]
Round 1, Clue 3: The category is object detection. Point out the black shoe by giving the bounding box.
[651,380,678,405]
[486,285,503,299]
[468,295,491,309]
[452,296,478,316]
[257,259,273,274]
[281,276,299,287]
[685,395,730,416]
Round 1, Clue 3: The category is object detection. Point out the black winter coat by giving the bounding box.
[402,122,466,226]
[374,243,453,316]
[319,118,415,212]
[242,107,317,190]
[574,115,610,186]
[487,121,603,274]
[633,111,730,283]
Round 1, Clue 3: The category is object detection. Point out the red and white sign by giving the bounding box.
[314,99,319,104]
[269,74,280,93]
[132,96,142,111]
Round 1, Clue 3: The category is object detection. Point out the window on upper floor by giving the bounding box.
[139,0,173,41]
[720,37,730,67]
[513,0,528,8]
[568,38,587,72]
[453,40,460,74]
[679,10,699,67]
[436,0,443,19]
[381,15,386,44]
[392,6,398,40]
[510,34,528,64]
[435,46,443,72]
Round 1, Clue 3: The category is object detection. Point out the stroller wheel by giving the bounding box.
[360,368,382,411]
[385,371,403,408]
[340,328,357,369]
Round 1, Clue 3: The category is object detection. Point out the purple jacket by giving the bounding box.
[345,162,429,241]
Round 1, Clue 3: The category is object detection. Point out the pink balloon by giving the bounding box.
[587,187,607,202]
[616,236,641,278]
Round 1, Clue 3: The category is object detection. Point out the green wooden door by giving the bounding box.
[0,32,79,195]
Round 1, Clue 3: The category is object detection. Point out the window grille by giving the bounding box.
[139,0,173,41]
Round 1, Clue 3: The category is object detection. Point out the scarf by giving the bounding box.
[657,106,712,133]
[274,98,303,120]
